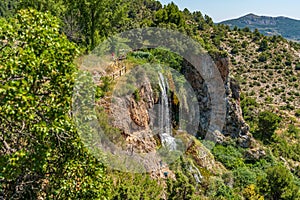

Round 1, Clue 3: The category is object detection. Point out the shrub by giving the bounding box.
[289,76,297,82]
[242,184,264,200]
[258,53,268,62]
[233,167,256,188]
[241,41,248,48]
[258,165,300,199]
[231,46,239,55]
[258,39,268,51]
[256,111,281,141]
[212,145,245,169]
[295,109,300,117]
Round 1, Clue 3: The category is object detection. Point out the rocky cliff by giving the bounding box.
[99,53,254,178]
[181,54,252,147]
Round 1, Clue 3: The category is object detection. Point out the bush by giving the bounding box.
[295,109,300,117]
[206,177,240,199]
[241,41,248,48]
[258,165,300,199]
[258,53,268,62]
[212,145,245,169]
[258,39,268,51]
[242,184,264,200]
[256,111,281,141]
[233,167,256,188]
[231,46,239,55]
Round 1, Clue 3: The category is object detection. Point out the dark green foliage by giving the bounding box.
[17,0,66,18]
[271,124,300,161]
[64,0,127,49]
[295,109,300,117]
[167,171,200,200]
[242,27,250,32]
[133,89,141,102]
[212,145,245,169]
[231,46,239,54]
[206,177,240,200]
[258,39,268,52]
[258,165,300,199]
[233,167,256,188]
[110,172,163,200]
[100,76,113,93]
[256,111,281,141]
[240,93,259,131]
[204,15,213,26]
[164,157,201,199]
[258,52,268,62]
[241,41,248,48]
[16,0,127,50]
[0,0,18,17]
[150,49,184,71]
[154,2,185,28]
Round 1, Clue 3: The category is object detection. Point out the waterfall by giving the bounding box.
[158,73,176,151]
[189,165,203,184]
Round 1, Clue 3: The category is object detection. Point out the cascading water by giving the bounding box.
[189,164,203,184]
[158,72,177,151]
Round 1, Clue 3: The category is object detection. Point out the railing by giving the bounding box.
[93,63,127,85]
[111,65,127,80]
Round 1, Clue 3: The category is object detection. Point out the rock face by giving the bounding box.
[103,52,253,176]
[129,85,153,128]
[181,54,252,147]
[110,54,253,154]
[110,76,158,153]
[186,137,226,175]
[224,78,251,140]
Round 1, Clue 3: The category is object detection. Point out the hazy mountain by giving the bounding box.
[220,13,300,42]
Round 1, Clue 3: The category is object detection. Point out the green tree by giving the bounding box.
[233,167,256,188]
[206,177,240,199]
[65,0,109,49]
[0,9,110,199]
[258,39,268,52]
[212,145,245,170]
[258,52,268,62]
[167,171,200,200]
[295,109,300,117]
[154,2,184,28]
[204,14,213,26]
[256,111,281,141]
[110,172,163,200]
[17,0,127,50]
[258,165,300,199]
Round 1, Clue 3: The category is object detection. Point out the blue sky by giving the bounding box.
[159,0,300,22]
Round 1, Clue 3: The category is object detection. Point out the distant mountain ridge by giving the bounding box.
[220,13,300,42]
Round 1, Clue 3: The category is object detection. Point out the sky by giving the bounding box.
[159,0,300,22]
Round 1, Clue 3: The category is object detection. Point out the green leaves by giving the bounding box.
[256,111,281,142]
[212,145,245,170]
[0,9,110,199]
[258,165,300,199]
